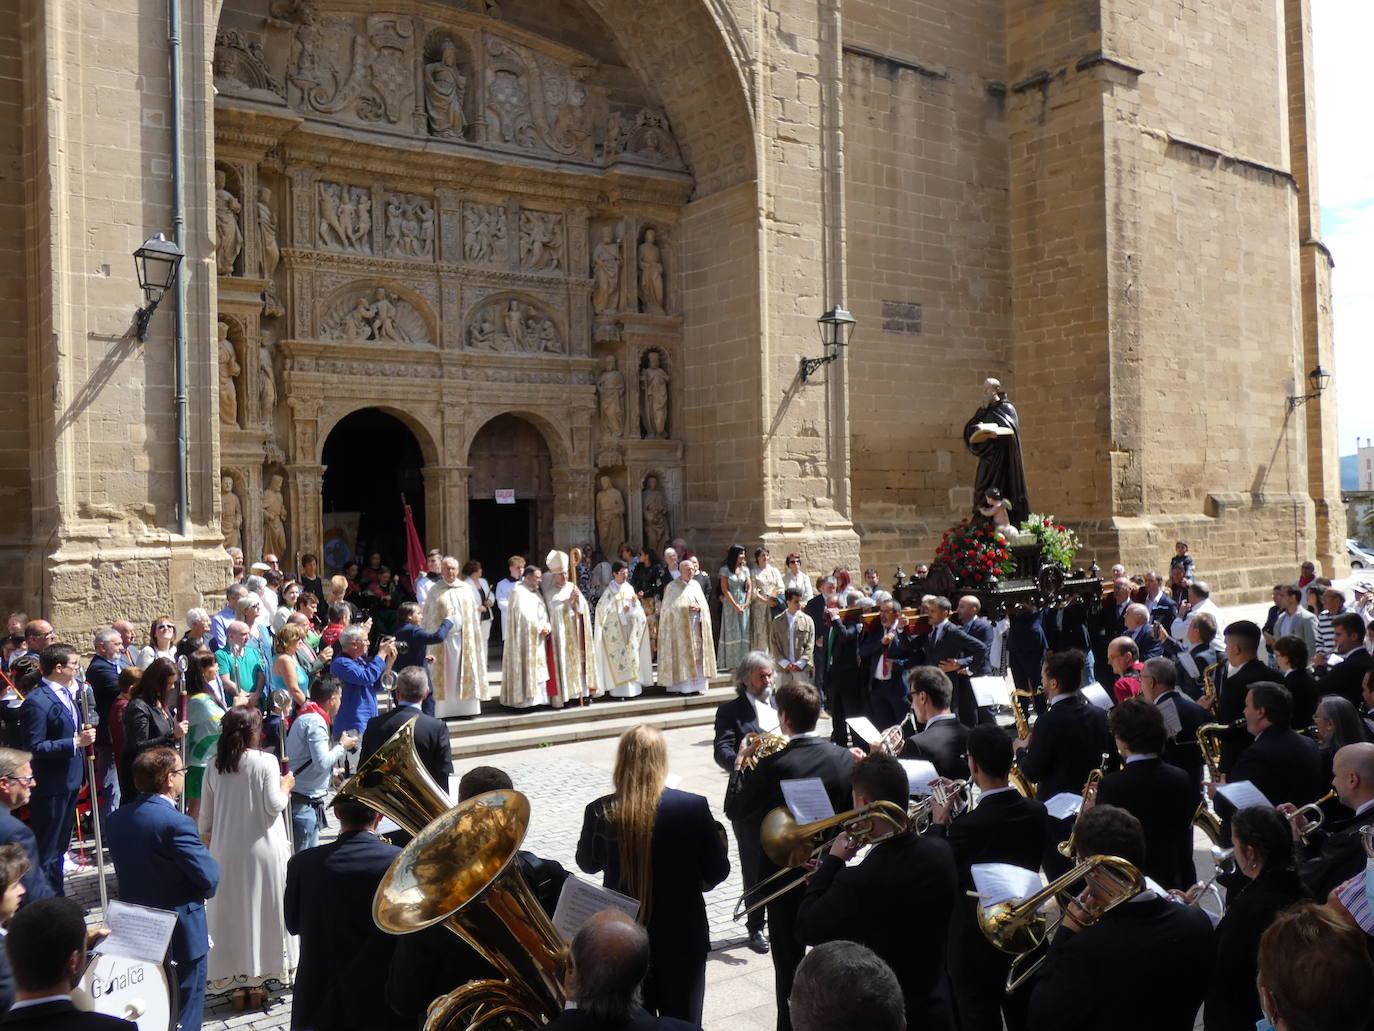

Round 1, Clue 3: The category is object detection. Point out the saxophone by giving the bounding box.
[1008,687,1036,798]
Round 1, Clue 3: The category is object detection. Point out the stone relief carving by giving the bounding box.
[519,210,562,272]
[257,185,284,317]
[221,475,244,552]
[319,182,372,254]
[642,474,671,556]
[466,297,562,354]
[591,226,621,313]
[383,193,435,260]
[605,108,683,165]
[320,287,431,345]
[638,228,665,315]
[484,37,592,158]
[258,340,277,425]
[423,35,467,138]
[596,355,624,438]
[213,29,285,98]
[214,170,243,277]
[594,474,626,554]
[285,4,413,124]
[640,350,669,439]
[262,472,288,559]
[218,320,240,426]
[463,204,507,264]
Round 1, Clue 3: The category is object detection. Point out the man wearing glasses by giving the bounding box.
[0,745,55,903]
[17,644,94,896]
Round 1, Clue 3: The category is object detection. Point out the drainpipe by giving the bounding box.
[169,0,190,537]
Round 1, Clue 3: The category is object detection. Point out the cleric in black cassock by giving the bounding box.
[963,377,1030,524]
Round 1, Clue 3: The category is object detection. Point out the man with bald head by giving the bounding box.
[1286,741,1374,900]
[1122,603,1161,661]
[546,910,698,1031]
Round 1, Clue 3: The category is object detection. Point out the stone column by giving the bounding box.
[284,464,322,569]
[552,467,596,552]
[423,465,468,557]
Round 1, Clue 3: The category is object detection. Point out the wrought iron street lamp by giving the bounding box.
[801,305,856,382]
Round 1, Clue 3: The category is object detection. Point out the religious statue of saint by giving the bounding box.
[591,227,621,313]
[504,300,527,351]
[262,473,287,560]
[424,40,467,138]
[217,321,239,426]
[640,351,669,439]
[256,186,280,281]
[641,475,670,556]
[221,476,242,553]
[257,342,276,424]
[963,377,1030,525]
[596,355,625,439]
[594,475,626,555]
[214,170,243,277]
[638,228,665,314]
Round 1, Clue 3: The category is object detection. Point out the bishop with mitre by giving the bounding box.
[657,554,716,695]
[544,549,599,706]
[420,554,488,717]
[500,563,553,709]
[593,559,652,698]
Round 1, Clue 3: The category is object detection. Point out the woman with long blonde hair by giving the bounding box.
[576,725,729,1025]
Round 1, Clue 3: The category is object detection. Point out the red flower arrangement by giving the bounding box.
[933,519,1018,584]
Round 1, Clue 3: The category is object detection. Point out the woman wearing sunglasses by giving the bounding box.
[137,616,180,669]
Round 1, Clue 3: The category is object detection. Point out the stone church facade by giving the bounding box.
[1,0,1345,634]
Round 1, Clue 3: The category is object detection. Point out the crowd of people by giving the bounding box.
[1,541,1374,1030]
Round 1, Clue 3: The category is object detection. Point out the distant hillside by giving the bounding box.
[1343,453,1359,491]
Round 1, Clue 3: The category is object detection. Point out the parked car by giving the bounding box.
[1348,539,1374,569]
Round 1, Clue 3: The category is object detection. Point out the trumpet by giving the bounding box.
[1197,719,1245,782]
[908,779,970,834]
[879,712,918,755]
[1291,790,1338,841]
[977,853,1144,992]
[733,800,909,920]
[1056,759,1108,859]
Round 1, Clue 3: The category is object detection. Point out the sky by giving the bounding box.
[1313,1,1374,454]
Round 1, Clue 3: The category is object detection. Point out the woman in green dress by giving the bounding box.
[716,544,752,671]
[186,648,228,821]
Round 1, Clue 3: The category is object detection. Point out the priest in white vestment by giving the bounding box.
[500,563,553,708]
[420,555,488,716]
[543,549,599,706]
[594,560,653,697]
[657,554,717,694]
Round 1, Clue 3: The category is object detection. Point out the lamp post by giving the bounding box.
[132,233,184,341]
[801,305,856,382]
[1287,365,1332,411]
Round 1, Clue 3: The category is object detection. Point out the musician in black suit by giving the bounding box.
[857,598,920,731]
[359,667,453,788]
[1,897,135,1029]
[285,797,407,1031]
[917,596,989,727]
[1284,741,1374,901]
[1007,605,1048,720]
[1025,805,1214,1031]
[797,753,959,1031]
[929,725,1048,1031]
[725,681,854,1031]
[1314,613,1374,710]
[1014,649,1113,877]
[1210,620,1271,773]
[713,652,773,954]
[801,576,837,703]
[0,748,53,905]
[1157,610,1223,700]
[1271,634,1318,731]
[898,666,969,781]
[1092,698,1198,890]
[1139,657,1209,792]
[815,602,865,746]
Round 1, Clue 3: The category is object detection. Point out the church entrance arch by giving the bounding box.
[320,408,425,574]
[467,414,554,586]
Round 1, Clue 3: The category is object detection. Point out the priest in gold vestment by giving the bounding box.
[657,554,716,695]
[593,560,653,698]
[420,555,488,717]
[500,564,553,709]
[543,550,599,706]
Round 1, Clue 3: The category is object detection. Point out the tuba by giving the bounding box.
[335,719,453,836]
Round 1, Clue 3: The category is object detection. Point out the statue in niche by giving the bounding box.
[214,170,242,277]
[519,211,561,272]
[594,475,626,555]
[257,186,280,281]
[640,351,669,439]
[424,39,467,138]
[463,205,506,263]
[221,476,243,553]
[384,195,403,255]
[638,229,665,315]
[217,320,240,426]
[262,473,288,560]
[591,227,621,313]
[597,355,625,438]
[418,205,435,258]
[258,341,276,424]
[641,475,670,556]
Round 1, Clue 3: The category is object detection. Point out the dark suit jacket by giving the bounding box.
[1220,729,1324,831]
[391,621,449,675]
[1095,757,1199,890]
[858,623,920,693]
[712,693,762,773]
[1046,600,1091,655]
[359,704,453,787]
[119,699,177,798]
[0,1001,134,1029]
[85,656,122,747]
[1017,693,1113,801]
[917,622,989,677]
[105,793,220,964]
[1027,895,1214,1031]
[577,788,729,965]
[1146,593,1179,630]
[1126,623,1162,661]
[900,717,969,781]
[0,809,54,903]
[1007,608,1048,663]
[544,1008,699,1031]
[18,683,82,796]
[1298,804,1374,901]
[1161,639,1224,700]
[958,616,996,675]
[798,832,959,1031]
[1215,659,1274,773]
[1282,667,1319,730]
[285,829,407,1031]
[1203,868,1307,1031]
[1317,648,1374,709]
[1155,689,1210,791]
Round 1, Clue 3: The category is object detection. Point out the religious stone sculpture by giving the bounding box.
[262,473,288,560]
[257,186,280,280]
[463,204,507,263]
[595,475,626,555]
[258,342,276,424]
[221,476,243,552]
[320,288,429,344]
[218,320,240,426]
[640,350,669,439]
[384,193,435,260]
[638,228,664,314]
[465,298,561,354]
[214,170,243,277]
[596,355,625,439]
[519,210,562,272]
[963,377,1030,525]
[642,475,670,556]
[591,226,621,313]
[319,182,372,253]
[424,39,467,138]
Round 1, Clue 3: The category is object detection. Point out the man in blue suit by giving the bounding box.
[106,747,220,1031]
[0,747,54,904]
[18,645,94,897]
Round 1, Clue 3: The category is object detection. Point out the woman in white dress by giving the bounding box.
[594,561,653,698]
[136,616,178,669]
[750,547,785,652]
[199,706,297,1010]
[781,553,815,605]
[462,560,495,671]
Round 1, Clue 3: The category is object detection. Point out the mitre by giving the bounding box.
[545,549,569,575]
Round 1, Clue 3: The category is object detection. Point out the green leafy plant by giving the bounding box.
[1017,514,1082,571]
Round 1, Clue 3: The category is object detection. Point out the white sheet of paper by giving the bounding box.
[1082,682,1113,709]
[552,875,641,943]
[376,817,402,836]
[846,716,883,746]
[898,758,940,795]
[664,773,683,790]
[1178,651,1200,680]
[1156,696,1182,737]
[781,777,836,823]
[971,675,1011,707]
[93,900,178,964]
[1044,791,1085,820]
[970,863,1043,905]
[1216,780,1273,811]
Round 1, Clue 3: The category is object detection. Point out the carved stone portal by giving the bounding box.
[221,475,243,552]
[463,203,508,264]
[218,320,240,427]
[519,210,563,272]
[423,36,467,138]
[638,228,664,315]
[466,298,562,354]
[383,193,435,260]
[642,475,670,556]
[640,350,669,439]
[319,182,373,254]
[320,287,431,345]
[591,226,621,313]
[262,472,288,560]
[214,170,243,277]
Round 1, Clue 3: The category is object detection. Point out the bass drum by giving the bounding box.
[77,953,176,1031]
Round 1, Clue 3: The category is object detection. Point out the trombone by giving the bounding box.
[733,800,909,920]
[1056,758,1108,859]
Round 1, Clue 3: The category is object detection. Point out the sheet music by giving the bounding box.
[781,777,835,823]
[970,863,1043,905]
[846,716,883,746]
[1081,682,1113,710]
[1156,696,1182,737]
[1178,651,1199,680]
[376,817,402,836]
[1044,791,1085,820]
[898,759,939,796]
[94,900,178,964]
[971,675,1011,708]
[1216,780,1273,811]
[552,875,641,942]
